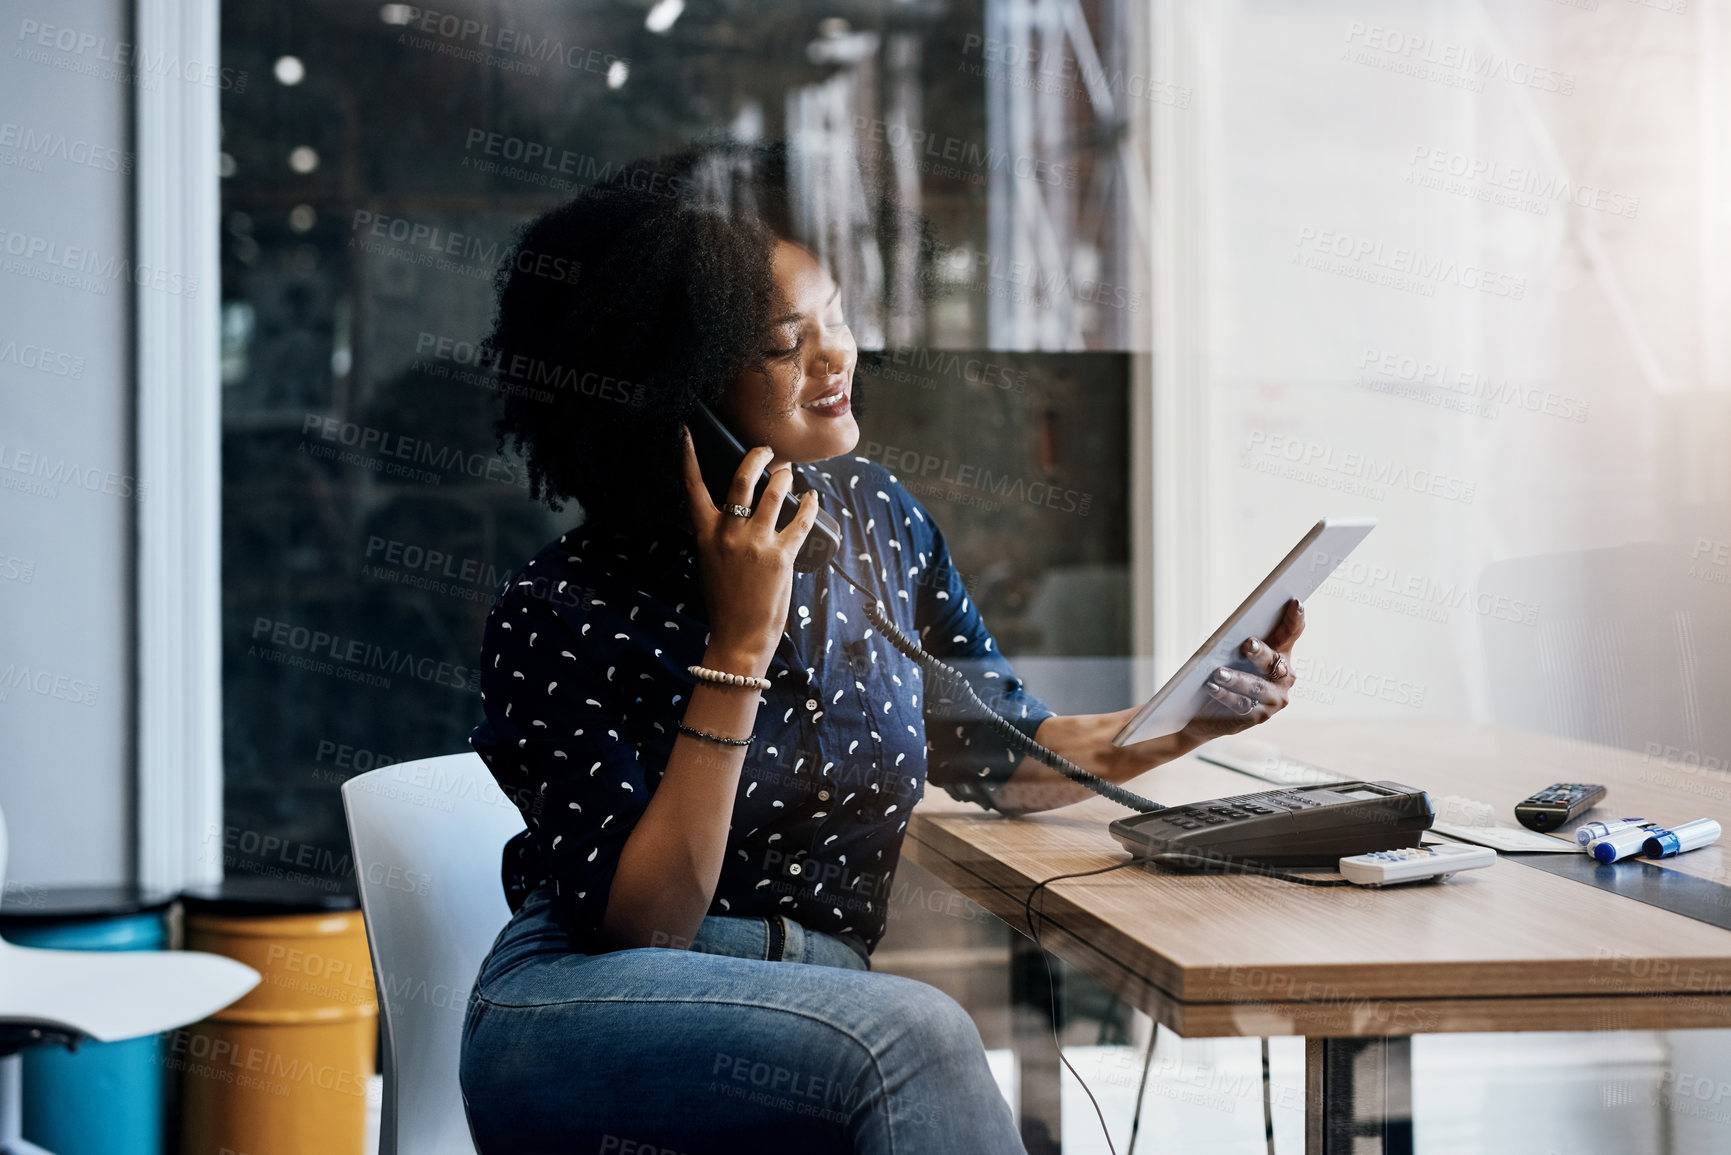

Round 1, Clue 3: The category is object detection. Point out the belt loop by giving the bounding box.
[764,914,787,962]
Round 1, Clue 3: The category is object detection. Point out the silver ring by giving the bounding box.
[1269,654,1288,683]
[723,503,753,518]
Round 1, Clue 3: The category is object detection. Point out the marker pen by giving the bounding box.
[1588,823,1663,864]
[1642,819,1723,859]
[1575,818,1650,846]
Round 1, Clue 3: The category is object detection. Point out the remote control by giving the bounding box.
[1514,782,1606,831]
[1339,843,1497,886]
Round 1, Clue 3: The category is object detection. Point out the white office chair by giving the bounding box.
[0,808,259,1155]
[341,754,526,1155]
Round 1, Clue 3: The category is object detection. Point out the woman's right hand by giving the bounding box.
[679,427,820,677]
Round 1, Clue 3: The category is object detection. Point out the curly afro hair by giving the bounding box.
[484,143,860,532]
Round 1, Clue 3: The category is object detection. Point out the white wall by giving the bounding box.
[0,0,136,886]
[1154,0,1731,768]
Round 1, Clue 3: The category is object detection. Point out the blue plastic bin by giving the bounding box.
[0,884,177,1155]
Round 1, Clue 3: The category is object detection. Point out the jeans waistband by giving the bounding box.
[687,911,868,971]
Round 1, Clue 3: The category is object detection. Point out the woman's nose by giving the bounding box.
[814,333,853,376]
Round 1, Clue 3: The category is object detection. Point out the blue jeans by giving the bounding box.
[460,883,1025,1154]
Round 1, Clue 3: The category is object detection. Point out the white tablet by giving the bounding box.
[1111,517,1377,746]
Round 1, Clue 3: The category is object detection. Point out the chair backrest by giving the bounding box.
[342,754,526,1155]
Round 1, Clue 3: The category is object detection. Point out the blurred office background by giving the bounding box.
[3,0,1729,1151]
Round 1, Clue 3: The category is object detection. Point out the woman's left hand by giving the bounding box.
[1175,598,1305,744]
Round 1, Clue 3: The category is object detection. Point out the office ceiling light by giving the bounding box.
[273,55,305,85]
[644,0,683,34]
[288,146,319,174]
[378,4,414,24]
[606,59,629,88]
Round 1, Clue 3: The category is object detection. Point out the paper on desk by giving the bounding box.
[1430,821,1578,853]
[1430,796,1578,852]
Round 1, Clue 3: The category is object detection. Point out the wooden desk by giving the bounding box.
[904,718,1731,1153]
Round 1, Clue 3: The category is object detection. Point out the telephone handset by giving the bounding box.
[687,400,842,573]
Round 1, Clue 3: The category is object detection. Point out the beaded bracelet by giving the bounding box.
[677,722,752,748]
[687,664,771,691]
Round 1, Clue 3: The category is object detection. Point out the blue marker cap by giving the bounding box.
[1590,824,1659,864]
[1643,819,1722,859]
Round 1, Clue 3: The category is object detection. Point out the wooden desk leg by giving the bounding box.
[1305,1037,1414,1155]
[1010,935,1062,1154]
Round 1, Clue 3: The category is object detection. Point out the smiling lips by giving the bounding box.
[802,384,851,417]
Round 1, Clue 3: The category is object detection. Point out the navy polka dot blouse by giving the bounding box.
[469,454,1055,962]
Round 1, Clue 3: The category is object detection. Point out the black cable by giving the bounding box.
[1021,858,1142,1155]
[1261,1036,1277,1155]
[828,558,1166,814]
[1125,1021,1158,1155]
[832,555,1356,891]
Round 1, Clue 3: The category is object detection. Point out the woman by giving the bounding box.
[458,150,1304,1154]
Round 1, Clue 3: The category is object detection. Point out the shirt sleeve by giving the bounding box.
[897,488,1057,814]
[469,577,654,951]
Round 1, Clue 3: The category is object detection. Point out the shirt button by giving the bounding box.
[817,790,831,801]
[788,862,803,876]
[805,699,818,710]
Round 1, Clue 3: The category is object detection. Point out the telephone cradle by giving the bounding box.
[1108,780,1437,868]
